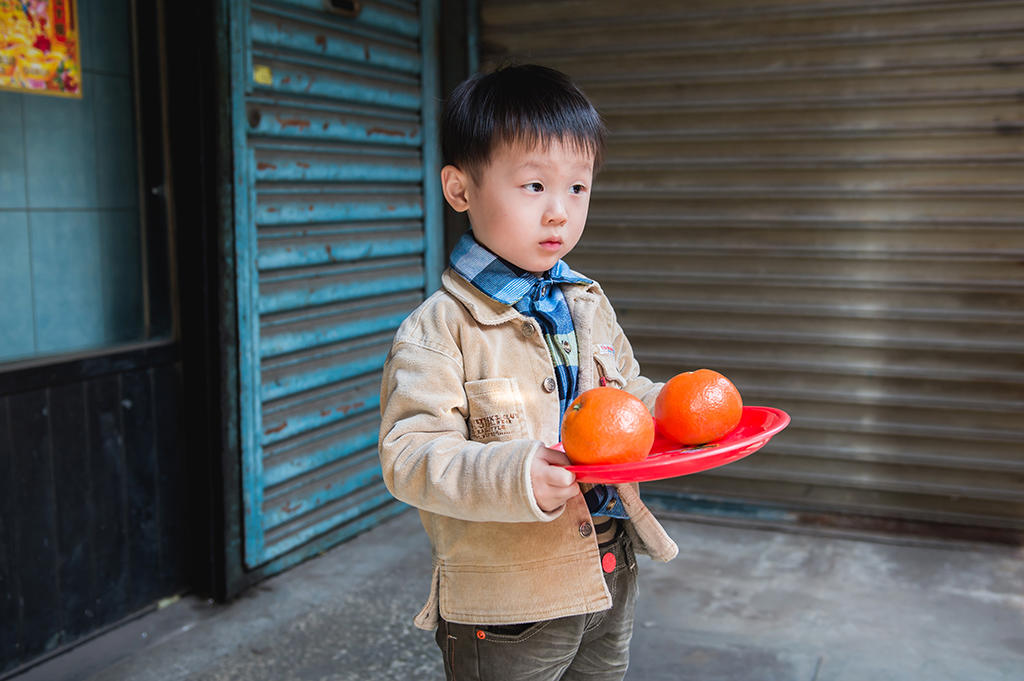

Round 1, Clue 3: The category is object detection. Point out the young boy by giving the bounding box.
[378,64,678,681]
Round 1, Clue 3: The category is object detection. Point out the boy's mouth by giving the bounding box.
[539,239,563,251]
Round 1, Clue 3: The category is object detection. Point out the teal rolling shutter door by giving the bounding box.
[227,0,441,568]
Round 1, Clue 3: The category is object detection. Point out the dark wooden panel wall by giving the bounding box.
[0,358,186,674]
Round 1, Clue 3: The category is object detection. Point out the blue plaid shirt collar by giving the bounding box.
[448,231,592,303]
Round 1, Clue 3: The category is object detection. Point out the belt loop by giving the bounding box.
[619,528,636,570]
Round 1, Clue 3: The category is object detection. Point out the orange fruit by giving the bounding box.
[561,387,655,465]
[654,369,743,445]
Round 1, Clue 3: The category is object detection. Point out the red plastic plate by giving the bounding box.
[555,406,791,483]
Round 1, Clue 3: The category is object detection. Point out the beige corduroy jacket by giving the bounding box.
[378,267,678,630]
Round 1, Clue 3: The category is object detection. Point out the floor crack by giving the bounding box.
[811,655,825,681]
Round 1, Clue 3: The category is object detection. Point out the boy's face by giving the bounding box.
[441,140,595,275]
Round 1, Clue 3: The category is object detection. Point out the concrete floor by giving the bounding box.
[12,508,1024,681]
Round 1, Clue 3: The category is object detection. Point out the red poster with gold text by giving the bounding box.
[1,0,81,97]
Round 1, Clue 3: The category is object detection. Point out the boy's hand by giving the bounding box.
[531,447,579,513]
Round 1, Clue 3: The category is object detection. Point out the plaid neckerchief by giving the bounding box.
[450,231,592,420]
[449,232,628,520]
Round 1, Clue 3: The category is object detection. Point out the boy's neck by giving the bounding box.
[469,230,549,279]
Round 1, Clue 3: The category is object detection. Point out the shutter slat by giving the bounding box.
[261,373,380,445]
[251,10,420,73]
[263,414,380,486]
[247,99,422,146]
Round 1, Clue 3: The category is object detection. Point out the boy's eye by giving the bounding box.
[570,184,587,195]
[524,182,544,192]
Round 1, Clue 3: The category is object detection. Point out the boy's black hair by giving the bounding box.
[441,63,606,180]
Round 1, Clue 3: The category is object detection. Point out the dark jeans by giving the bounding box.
[435,530,638,681]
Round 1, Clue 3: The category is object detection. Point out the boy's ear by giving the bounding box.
[440,164,470,213]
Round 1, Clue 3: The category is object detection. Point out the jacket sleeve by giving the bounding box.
[378,337,564,524]
[602,297,663,411]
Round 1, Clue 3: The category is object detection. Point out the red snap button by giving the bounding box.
[602,552,617,573]
[476,629,486,640]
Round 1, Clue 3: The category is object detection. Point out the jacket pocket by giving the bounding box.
[593,347,626,389]
[465,377,528,443]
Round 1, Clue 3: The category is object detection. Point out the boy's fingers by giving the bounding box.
[530,448,579,512]
[549,466,576,487]
[540,447,572,466]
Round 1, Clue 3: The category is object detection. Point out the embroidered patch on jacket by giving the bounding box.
[470,412,521,441]
[595,344,616,356]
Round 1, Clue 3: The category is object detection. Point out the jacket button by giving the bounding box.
[522,322,535,337]
[542,377,557,393]
[579,521,593,538]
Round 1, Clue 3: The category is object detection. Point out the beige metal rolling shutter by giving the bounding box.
[480,0,1024,530]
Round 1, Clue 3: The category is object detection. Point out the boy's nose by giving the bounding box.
[544,200,568,226]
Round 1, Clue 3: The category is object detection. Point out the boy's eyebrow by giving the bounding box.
[515,159,594,173]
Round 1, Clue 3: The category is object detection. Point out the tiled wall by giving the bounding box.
[0,0,145,363]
